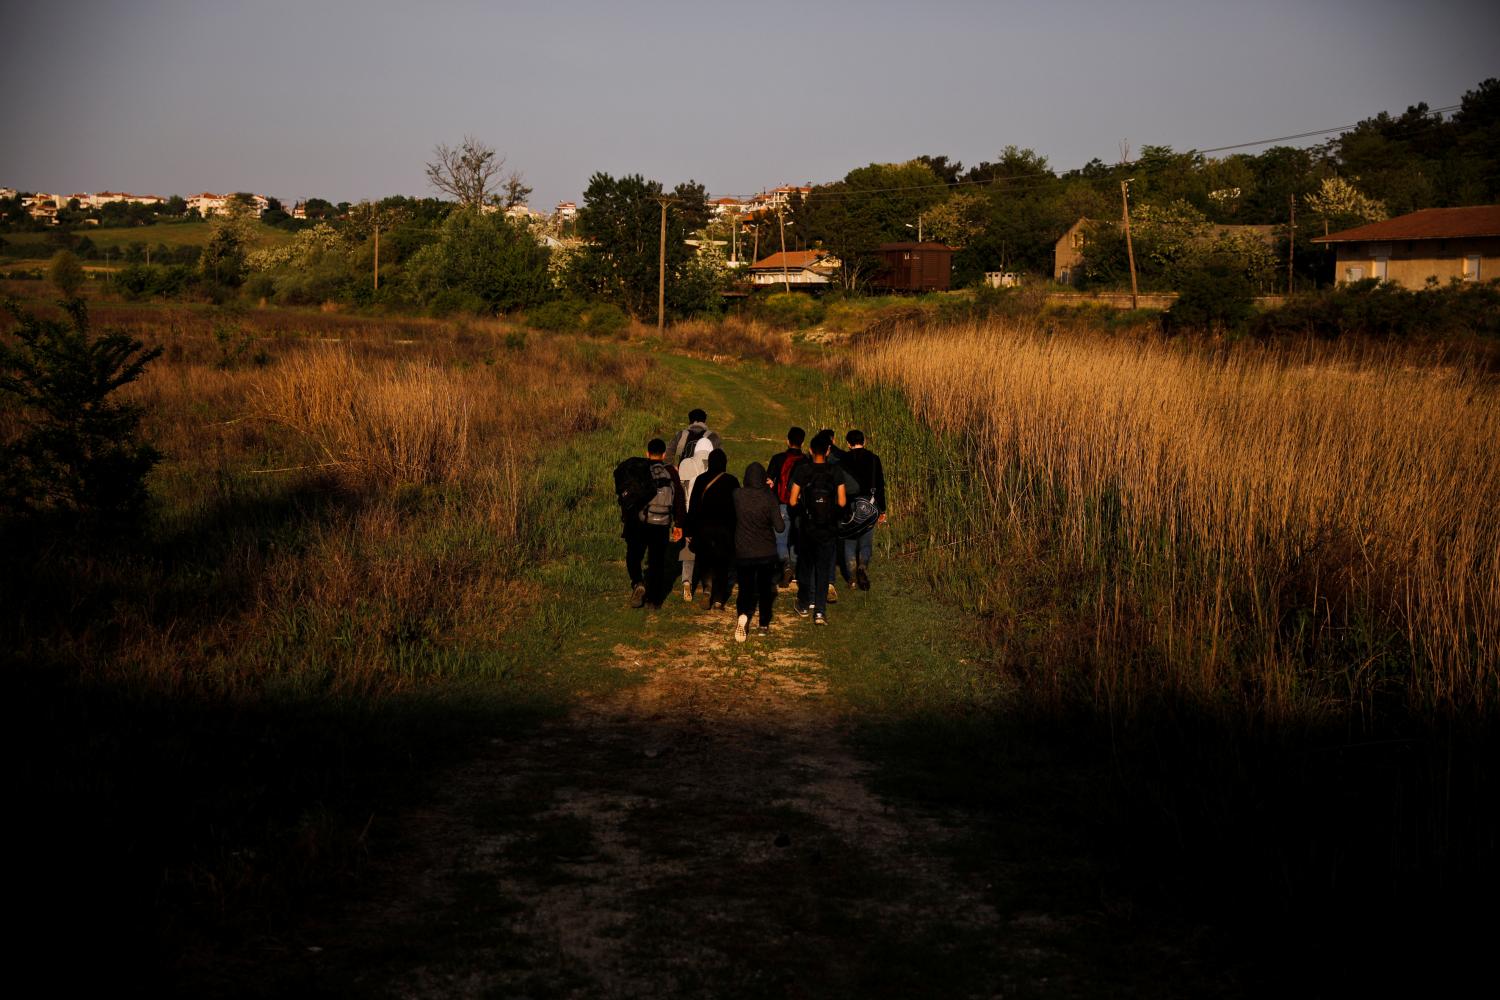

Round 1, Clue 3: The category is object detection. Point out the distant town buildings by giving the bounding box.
[188,192,269,217]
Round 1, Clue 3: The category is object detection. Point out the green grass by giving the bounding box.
[1,220,293,261]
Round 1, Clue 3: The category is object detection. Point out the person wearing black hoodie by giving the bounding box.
[732,461,785,641]
[840,429,887,591]
[685,448,739,611]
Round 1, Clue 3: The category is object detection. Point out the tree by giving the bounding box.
[670,180,711,232]
[48,251,84,298]
[425,135,505,210]
[574,173,678,320]
[799,160,947,290]
[501,173,533,209]
[1304,177,1387,234]
[0,297,161,526]
[200,199,257,286]
[405,209,552,313]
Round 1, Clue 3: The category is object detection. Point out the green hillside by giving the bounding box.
[1,221,294,262]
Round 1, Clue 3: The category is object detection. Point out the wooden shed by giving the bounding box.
[873,242,954,291]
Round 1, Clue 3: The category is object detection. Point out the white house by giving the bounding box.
[189,192,268,217]
[747,249,840,287]
[88,191,164,208]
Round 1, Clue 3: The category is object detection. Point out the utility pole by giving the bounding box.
[1287,195,1296,296]
[655,197,676,334]
[729,210,739,264]
[373,223,380,293]
[145,244,150,267]
[1120,179,1139,310]
[777,204,791,293]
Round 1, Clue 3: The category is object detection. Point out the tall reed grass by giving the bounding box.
[855,319,1500,720]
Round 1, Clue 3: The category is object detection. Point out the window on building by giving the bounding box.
[1464,255,1481,282]
[1346,265,1365,282]
[1373,258,1388,281]
[1072,232,1085,249]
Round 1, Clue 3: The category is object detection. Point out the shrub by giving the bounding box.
[0,298,161,527]
[580,302,627,337]
[525,298,586,331]
[1163,255,1254,336]
[754,292,824,329]
[48,251,84,298]
[1250,279,1500,340]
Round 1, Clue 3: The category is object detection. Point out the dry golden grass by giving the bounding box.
[6,303,654,696]
[644,316,797,365]
[858,319,1500,717]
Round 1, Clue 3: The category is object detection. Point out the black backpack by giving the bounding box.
[837,495,880,538]
[614,458,655,516]
[678,427,707,462]
[801,465,839,538]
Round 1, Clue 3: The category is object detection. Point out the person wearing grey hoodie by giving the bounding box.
[732,461,785,642]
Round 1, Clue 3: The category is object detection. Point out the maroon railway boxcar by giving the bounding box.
[872,242,954,292]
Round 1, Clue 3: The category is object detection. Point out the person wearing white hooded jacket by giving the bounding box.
[675,435,715,601]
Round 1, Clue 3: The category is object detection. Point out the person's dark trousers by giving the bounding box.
[735,558,778,626]
[843,527,875,573]
[700,553,732,607]
[835,538,853,583]
[796,534,838,615]
[626,521,673,606]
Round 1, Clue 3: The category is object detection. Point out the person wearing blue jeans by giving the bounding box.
[767,427,806,586]
[788,434,854,624]
[839,429,887,591]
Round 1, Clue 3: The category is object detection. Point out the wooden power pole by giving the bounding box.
[373,223,380,293]
[1120,179,1139,310]
[656,198,670,333]
[1287,195,1296,296]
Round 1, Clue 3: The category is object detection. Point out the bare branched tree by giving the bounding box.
[425,135,504,210]
[502,172,533,209]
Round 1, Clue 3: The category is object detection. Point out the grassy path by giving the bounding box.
[240,354,1243,998]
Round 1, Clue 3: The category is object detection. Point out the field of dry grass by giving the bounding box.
[853,319,1499,719]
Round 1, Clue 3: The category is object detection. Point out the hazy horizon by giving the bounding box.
[2,0,1496,211]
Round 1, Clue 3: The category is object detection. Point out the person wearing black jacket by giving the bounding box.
[732,461,784,641]
[788,435,854,625]
[614,438,686,609]
[840,429,887,591]
[766,426,806,586]
[685,448,739,611]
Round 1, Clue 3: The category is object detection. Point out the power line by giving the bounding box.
[714,103,1466,203]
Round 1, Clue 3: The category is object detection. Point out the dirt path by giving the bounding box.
[277,356,1240,998]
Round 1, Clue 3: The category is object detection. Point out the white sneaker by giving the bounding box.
[735,614,749,643]
[827,584,838,604]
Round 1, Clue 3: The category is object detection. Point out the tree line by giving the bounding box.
[19,78,1495,316]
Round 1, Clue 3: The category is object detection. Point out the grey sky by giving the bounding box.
[2,0,1495,211]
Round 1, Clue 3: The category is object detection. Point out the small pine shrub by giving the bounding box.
[0,297,162,528]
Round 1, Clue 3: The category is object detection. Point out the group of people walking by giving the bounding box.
[613,410,887,641]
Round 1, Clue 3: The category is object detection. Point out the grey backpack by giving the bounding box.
[642,461,675,526]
